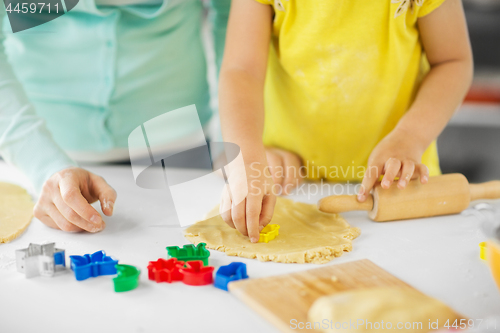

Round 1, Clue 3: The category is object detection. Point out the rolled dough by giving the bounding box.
[184,197,360,264]
[0,182,34,243]
[308,287,459,332]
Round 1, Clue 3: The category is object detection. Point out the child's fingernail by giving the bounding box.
[251,237,258,243]
[108,201,114,213]
[399,180,406,187]
[90,214,101,224]
[357,194,365,201]
[382,180,390,188]
[259,225,264,232]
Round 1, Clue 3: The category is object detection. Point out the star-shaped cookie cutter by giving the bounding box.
[147,258,185,283]
[166,243,210,266]
[179,260,214,286]
[258,224,280,243]
[16,243,66,278]
[113,264,140,292]
[69,250,118,281]
[214,262,249,291]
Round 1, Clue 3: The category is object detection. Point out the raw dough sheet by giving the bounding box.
[184,197,360,264]
[0,182,34,243]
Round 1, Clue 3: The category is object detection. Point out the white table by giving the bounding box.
[1,162,499,333]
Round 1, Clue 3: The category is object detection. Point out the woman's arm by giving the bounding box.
[0,8,116,232]
[218,0,274,242]
[358,0,473,200]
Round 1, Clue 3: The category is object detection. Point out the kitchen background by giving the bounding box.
[439,0,500,182]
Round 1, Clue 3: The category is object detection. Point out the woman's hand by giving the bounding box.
[265,147,304,195]
[220,157,276,243]
[34,167,117,232]
[357,128,429,202]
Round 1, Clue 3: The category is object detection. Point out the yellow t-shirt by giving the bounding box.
[254,0,445,181]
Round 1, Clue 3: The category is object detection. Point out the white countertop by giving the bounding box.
[1,162,499,333]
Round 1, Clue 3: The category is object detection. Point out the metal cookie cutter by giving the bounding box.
[148,258,185,283]
[259,224,280,243]
[179,260,214,286]
[16,243,66,278]
[69,250,118,281]
[166,243,210,266]
[113,264,140,292]
[214,262,248,291]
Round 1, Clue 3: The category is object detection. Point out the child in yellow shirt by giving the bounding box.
[219,0,473,242]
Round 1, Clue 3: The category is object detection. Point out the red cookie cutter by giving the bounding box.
[179,261,214,286]
[147,258,185,283]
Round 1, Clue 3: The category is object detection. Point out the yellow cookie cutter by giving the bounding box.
[259,224,280,243]
[479,241,487,261]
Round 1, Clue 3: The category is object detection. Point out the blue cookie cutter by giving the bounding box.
[69,251,119,281]
[214,262,248,291]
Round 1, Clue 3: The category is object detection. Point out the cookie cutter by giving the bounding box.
[69,250,118,281]
[167,243,210,266]
[113,264,140,292]
[214,262,248,291]
[147,258,185,283]
[179,260,214,286]
[259,224,280,243]
[480,242,487,260]
[16,243,66,278]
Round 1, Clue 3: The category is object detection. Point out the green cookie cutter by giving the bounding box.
[166,243,210,266]
[113,264,140,292]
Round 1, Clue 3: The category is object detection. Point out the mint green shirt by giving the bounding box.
[0,0,229,191]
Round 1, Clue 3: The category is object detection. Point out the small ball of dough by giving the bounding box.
[308,287,459,332]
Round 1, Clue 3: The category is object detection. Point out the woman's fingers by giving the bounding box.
[53,191,103,233]
[59,176,103,226]
[34,201,60,230]
[90,174,117,216]
[398,159,415,189]
[34,201,83,232]
[381,158,402,189]
[45,204,83,232]
[37,214,61,230]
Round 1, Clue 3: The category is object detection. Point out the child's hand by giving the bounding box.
[220,157,276,243]
[34,167,117,232]
[265,147,304,195]
[357,128,430,202]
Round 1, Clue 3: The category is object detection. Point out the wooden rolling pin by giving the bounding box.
[318,173,500,222]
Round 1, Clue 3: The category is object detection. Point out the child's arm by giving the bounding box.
[219,0,275,242]
[358,0,473,202]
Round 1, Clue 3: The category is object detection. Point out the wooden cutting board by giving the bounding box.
[229,259,463,333]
